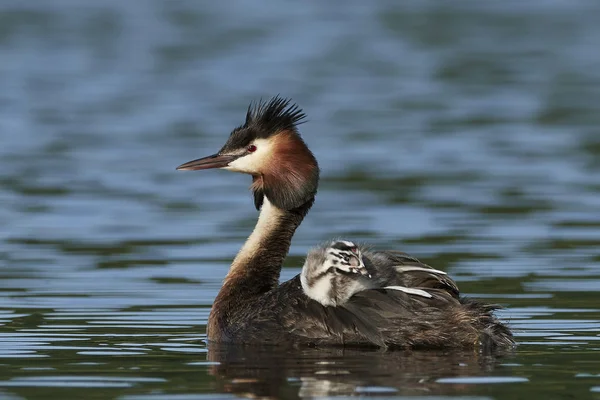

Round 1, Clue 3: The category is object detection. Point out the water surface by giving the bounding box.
[1,1,599,399]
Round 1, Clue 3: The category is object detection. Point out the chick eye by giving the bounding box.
[350,247,358,254]
[247,145,257,153]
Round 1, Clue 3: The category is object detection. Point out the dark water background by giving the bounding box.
[1,1,600,399]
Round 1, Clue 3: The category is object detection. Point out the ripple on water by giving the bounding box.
[0,376,165,388]
[436,377,530,384]
[119,395,237,400]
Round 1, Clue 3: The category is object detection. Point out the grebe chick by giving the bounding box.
[301,240,434,306]
[176,96,514,350]
[301,240,371,306]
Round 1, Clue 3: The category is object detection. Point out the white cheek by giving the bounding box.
[222,139,272,174]
[225,153,261,173]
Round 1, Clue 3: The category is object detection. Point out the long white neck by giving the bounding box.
[207,194,314,341]
[227,198,285,280]
[219,196,310,296]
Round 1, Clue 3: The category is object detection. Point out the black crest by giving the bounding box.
[244,96,307,137]
[220,96,307,153]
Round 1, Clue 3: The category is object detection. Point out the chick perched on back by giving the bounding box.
[301,240,437,306]
[300,241,370,306]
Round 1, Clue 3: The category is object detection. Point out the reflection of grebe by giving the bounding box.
[300,240,455,307]
[208,344,504,399]
[177,96,513,349]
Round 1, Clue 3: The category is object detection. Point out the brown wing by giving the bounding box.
[341,288,513,350]
[231,276,513,351]
[363,249,460,298]
[277,279,458,348]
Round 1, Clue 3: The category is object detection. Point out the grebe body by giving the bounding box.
[177,97,514,350]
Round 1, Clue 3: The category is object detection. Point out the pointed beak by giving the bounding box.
[356,265,371,278]
[176,153,238,171]
[348,254,371,278]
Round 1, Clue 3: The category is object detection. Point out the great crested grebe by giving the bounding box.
[177,96,514,350]
[301,240,436,306]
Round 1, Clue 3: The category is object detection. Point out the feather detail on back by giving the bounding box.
[363,249,460,298]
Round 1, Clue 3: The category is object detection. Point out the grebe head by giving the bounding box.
[301,240,371,306]
[177,96,319,211]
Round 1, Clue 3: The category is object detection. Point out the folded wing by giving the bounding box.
[363,249,460,298]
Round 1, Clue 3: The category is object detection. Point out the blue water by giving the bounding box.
[1,1,600,399]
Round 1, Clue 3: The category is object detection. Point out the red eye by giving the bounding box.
[247,145,257,153]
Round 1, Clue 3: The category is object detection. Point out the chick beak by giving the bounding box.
[348,255,371,278]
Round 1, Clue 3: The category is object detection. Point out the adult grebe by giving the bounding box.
[301,240,436,306]
[177,96,514,350]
